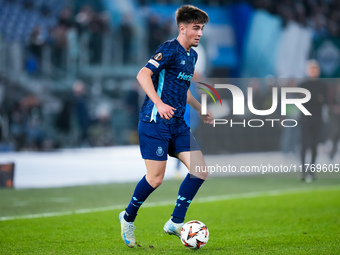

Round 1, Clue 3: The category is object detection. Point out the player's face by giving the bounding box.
[182,22,204,48]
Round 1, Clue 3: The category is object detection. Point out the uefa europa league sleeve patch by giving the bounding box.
[154,52,163,61]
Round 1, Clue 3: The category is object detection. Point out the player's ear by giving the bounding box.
[179,23,186,35]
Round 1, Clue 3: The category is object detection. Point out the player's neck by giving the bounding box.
[176,36,191,52]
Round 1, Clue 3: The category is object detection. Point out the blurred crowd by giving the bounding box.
[138,0,340,39]
[21,0,340,76]
[0,78,140,151]
[1,94,46,151]
[26,5,111,74]
[251,0,340,38]
[25,4,177,74]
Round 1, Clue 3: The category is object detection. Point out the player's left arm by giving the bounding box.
[187,89,214,124]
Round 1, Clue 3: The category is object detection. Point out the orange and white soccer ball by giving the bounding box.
[180,220,209,249]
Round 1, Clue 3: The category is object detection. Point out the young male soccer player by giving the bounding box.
[119,5,213,247]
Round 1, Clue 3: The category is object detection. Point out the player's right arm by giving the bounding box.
[137,67,176,120]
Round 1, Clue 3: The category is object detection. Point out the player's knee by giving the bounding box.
[200,170,209,180]
[149,177,163,188]
[192,168,208,180]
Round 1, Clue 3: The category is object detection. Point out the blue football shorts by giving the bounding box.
[138,120,201,161]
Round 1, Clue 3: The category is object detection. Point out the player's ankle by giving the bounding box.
[171,216,184,224]
[124,210,136,223]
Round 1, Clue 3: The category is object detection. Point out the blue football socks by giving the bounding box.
[171,173,205,223]
[124,175,156,222]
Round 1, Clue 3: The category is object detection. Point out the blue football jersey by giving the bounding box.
[139,39,198,123]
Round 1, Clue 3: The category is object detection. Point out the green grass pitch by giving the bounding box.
[1,175,340,254]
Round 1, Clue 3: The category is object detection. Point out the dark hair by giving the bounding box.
[175,5,209,26]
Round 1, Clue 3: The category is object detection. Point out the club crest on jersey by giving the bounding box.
[154,53,163,61]
[181,60,185,65]
[156,146,164,157]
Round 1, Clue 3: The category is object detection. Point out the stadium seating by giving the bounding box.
[0,0,65,42]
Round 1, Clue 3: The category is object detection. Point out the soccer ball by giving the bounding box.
[180,220,209,249]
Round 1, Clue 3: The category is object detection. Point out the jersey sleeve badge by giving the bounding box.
[148,59,160,68]
[154,52,163,61]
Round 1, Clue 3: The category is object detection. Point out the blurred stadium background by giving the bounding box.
[0,0,340,188]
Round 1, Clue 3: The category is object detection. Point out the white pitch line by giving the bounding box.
[1,185,339,221]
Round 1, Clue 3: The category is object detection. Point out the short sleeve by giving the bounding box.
[145,42,175,75]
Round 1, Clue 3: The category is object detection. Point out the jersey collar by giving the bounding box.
[175,39,191,56]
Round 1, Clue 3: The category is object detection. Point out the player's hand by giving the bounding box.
[156,102,176,120]
[199,110,214,124]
